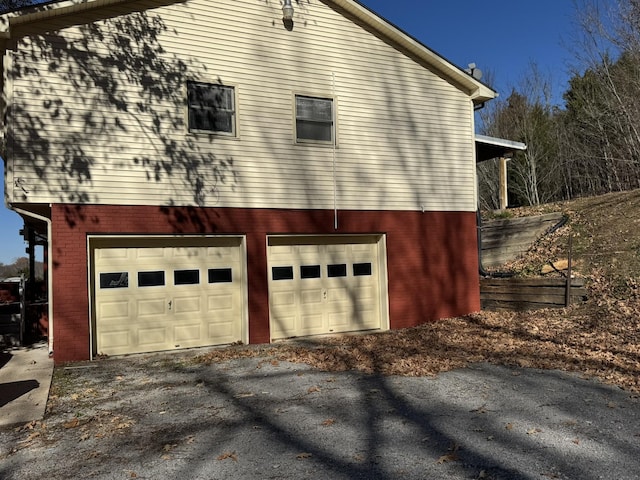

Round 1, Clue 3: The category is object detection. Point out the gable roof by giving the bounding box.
[0,0,497,104]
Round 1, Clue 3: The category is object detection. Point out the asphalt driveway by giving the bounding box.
[0,349,639,480]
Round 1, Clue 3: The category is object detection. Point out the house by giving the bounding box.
[0,0,496,363]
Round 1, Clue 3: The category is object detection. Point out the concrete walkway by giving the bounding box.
[0,342,53,428]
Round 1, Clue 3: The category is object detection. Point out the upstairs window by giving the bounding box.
[295,95,334,144]
[188,81,235,135]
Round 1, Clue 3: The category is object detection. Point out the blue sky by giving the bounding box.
[0,0,578,264]
[360,0,578,102]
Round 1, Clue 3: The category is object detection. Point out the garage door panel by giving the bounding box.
[174,324,201,342]
[268,236,385,340]
[327,311,351,329]
[98,300,130,320]
[207,293,234,311]
[137,327,168,346]
[354,286,375,301]
[173,295,201,313]
[94,237,245,356]
[173,246,201,258]
[99,330,131,349]
[271,314,296,337]
[137,298,166,317]
[206,322,236,340]
[97,248,129,260]
[206,246,238,259]
[301,289,323,305]
[272,291,295,307]
[300,313,324,335]
[326,287,349,302]
[136,248,165,259]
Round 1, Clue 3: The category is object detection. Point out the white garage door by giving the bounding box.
[92,236,245,356]
[268,235,386,340]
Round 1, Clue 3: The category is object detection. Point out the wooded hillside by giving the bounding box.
[479,0,640,210]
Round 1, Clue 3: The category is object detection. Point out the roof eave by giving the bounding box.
[331,0,498,103]
[0,0,131,36]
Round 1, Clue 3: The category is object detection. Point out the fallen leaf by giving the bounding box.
[296,452,312,459]
[217,451,238,461]
[505,423,514,430]
[527,428,542,435]
[470,404,489,414]
[64,418,80,429]
[321,418,335,426]
[436,453,459,464]
[307,386,320,393]
[234,392,255,398]
[18,431,41,443]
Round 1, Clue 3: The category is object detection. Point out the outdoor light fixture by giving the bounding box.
[282,0,294,21]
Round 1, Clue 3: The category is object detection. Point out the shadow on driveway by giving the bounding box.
[0,352,638,480]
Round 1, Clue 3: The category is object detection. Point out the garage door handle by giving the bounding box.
[168,300,172,310]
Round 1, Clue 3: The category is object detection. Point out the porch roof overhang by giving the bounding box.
[475,134,527,163]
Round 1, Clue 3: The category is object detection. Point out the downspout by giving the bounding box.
[11,205,53,355]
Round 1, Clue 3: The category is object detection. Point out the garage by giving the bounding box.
[90,236,246,356]
[268,235,388,340]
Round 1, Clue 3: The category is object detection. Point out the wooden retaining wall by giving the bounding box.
[480,213,565,268]
[480,277,588,311]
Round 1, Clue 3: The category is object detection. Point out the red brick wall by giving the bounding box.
[51,205,479,363]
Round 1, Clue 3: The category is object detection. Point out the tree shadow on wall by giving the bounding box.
[6,0,237,227]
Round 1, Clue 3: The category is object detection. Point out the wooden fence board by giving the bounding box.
[480,277,588,311]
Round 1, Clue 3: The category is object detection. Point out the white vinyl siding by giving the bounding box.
[5,0,476,212]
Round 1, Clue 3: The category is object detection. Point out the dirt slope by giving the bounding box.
[191,190,640,392]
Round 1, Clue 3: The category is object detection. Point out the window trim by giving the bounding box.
[293,94,336,146]
[187,80,238,137]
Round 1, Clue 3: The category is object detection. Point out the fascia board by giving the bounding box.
[330,0,497,103]
[0,0,131,36]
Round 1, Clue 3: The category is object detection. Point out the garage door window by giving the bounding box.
[138,271,165,287]
[327,264,347,277]
[301,265,321,279]
[175,269,200,285]
[272,266,294,281]
[99,272,128,289]
[353,263,372,276]
[208,268,233,283]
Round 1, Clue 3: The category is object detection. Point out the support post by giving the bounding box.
[499,157,508,211]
